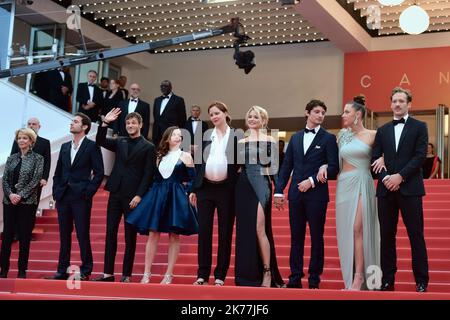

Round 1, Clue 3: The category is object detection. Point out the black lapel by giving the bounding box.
[299,131,305,158]
[397,118,411,153]
[119,138,129,162]
[71,138,88,168]
[160,96,174,116]
[386,122,396,154]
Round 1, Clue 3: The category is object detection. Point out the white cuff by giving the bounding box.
[309,177,315,188]
[382,175,390,182]
[274,193,284,198]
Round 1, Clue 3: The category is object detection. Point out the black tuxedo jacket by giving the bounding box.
[76,82,102,122]
[152,94,187,145]
[45,70,73,112]
[114,99,150,139]
[53,138,104,201]
[184,116,209,145]
[275,128,339,202]
[192,128,239,191]
[96,126,156,199]
[11,135,51,181]
[372,116,428,197]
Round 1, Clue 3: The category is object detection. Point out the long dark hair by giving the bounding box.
[156,126,180,162]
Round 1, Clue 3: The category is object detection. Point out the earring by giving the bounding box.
[353,117,358,125]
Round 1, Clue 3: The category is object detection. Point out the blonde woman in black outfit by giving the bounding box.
[1,128,44,278]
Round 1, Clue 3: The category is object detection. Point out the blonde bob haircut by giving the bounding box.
[15,127,37,145]
[245,106,269,129]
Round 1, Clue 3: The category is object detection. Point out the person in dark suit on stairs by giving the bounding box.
[371,87,429,293]
[76,70,102,123]
[93,109,156,283]
[45,68,73,112]
[47,113,104,281]
[152,80,187,147]
[114,83,150,140]
[274,99,339,289]
[184,105,209,161]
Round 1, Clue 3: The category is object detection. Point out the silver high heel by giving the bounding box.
[141,272,151,284]
[160,274,173,284]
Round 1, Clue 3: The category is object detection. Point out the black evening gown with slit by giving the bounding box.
[234,141,285,287]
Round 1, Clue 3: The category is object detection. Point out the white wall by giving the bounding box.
[123,41,344,122]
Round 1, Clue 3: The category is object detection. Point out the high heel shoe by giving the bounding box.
[140,272,151,284]
[261,265,271,288]
[160,274,173,284]
[349,272,364,291]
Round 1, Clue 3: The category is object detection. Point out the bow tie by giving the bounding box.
[393,118,406,126]
[304,128,316,134]
[191,118,200,121]
[130,99,138,103]
[163,95,170,99]
[88,84,95,87]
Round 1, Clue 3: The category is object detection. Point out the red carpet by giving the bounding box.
[1,179,450,299]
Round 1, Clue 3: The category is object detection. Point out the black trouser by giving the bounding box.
[288,198,328,286]
[103,192,137,277]
[378,193,429,285]
[0,203,36,274]
[56,190,93,276]
[196,181,235,281]
[14,186,42,238]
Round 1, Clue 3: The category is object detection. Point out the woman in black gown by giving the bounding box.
[234,106,285,288]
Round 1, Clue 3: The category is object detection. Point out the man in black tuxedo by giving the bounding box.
[47,113,104,281]
[76,70,102,123]
[10,117,51,241]
[372,87,429,292]
[46,68,73,112]
[274,99,339,289]
[152,80,187,146]
[93,109,156,283]
[114,83,150,139]
[184,105,209,160]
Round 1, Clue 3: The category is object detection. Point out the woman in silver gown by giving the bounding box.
[334,100,381,290]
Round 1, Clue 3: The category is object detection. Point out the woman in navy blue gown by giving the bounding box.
[126,126,198,284]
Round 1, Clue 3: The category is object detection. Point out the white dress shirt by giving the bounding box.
[394,114,409,151]
[160,93,172,115]
[70,136,86,165]
[59,71,65,81]
[128,98,138,114]
[303,125,320,155]
[205,126,230,182]
[192,118,199,135]
[87,83,94,102]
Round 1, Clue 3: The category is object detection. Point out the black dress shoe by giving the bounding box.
[286,282,302,289]
[45,273,69,280]
[92,275,115,282]
[79,274,90,281]
[308,283,319,289]
[416,283,427,293]
[17,271,26,279]
[120,276,131,283]
[379,282,395,291]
